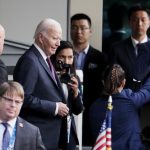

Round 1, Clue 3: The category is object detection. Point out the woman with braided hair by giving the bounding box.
[89,64,150,150]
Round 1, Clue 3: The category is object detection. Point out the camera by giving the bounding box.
[56,60,73,84]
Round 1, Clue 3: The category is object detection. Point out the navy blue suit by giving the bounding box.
[89,77,150,150]
[13,45,66,150]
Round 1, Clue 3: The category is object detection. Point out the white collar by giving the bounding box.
[131,36,148,48]
[76,44,89,54]
[34,43,48,61]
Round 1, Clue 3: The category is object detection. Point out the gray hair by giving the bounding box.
[34,18,62,39]
[0,24,5,36]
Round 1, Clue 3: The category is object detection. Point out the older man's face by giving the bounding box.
[41,26,62,56]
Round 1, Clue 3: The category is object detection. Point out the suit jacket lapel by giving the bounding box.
[32,46,58,86]
[14,117,24,150]
[31,45,67,103]
[83,46,92,72]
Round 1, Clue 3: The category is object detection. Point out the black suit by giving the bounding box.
[0,59,8,84]
[14,117,45,150]
[102,31,128,57]
[111,38,150,91]
[81,46,108,146]
[82,46,107,108]
[13,45,66,150]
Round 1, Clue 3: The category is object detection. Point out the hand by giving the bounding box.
[57,102,69,117]
[68,76,78,98]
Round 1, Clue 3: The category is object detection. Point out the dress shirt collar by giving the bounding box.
[34,43,47,61]
[75,44,89,55]
[131,36,148,48]
[0,118,17,129]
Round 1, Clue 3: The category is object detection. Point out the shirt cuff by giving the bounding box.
[55,103,59,115]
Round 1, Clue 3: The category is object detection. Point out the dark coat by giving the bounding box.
[13,45,66,150]
[89,77,150,150]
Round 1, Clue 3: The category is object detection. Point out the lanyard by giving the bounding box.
[7,124,16,150]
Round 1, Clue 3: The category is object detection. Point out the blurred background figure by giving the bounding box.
[0,24,8,84]
[51,40,83,150]
[0,81,45,150]
[102,2,129,57]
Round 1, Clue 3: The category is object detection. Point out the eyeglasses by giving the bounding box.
[1,96,23,106]
[71,26,90,32]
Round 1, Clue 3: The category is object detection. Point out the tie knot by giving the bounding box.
[136,43,141,48]
[2,122,9,128]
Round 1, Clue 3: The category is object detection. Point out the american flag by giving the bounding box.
[93,96,113,150]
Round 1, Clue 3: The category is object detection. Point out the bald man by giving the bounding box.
[13,18,69,150]
[0,24,8,84]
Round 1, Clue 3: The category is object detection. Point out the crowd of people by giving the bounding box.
[0,3,150,150]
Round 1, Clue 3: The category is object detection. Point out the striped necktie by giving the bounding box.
[2,122,10,150]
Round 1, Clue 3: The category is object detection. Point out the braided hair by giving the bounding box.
[103,64,125,95]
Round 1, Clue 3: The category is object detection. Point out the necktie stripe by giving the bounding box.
[2,122,10,150]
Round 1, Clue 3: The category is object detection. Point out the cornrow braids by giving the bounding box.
[103,64,125,95]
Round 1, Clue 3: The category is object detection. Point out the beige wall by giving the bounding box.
[70,0,103,51]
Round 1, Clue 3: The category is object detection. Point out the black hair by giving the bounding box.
[71,13,92,27]
[128,3,150,20]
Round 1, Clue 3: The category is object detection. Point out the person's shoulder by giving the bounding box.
[89,45,101,53]
[17,117,39,131]
[0,59,6,67]
[111,37,130,48]
[119,88,134,99]
[88,45,105,58]
[18,45,39,62]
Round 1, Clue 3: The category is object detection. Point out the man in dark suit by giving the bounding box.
[70,13,108,146]
[0,24,8,84]
[111,4,150,91]
[0,81,45,150]
[110,4,150,144]
[13,18,69,150]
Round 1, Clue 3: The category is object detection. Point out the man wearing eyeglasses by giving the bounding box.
[70,13,108,146]
[0,81,45,150]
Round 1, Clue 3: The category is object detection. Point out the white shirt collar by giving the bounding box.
[7,118,17,129]
[84,44,89,54]
[0,117,17,129]
[34,43,47,61]
[131,36,148,48]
